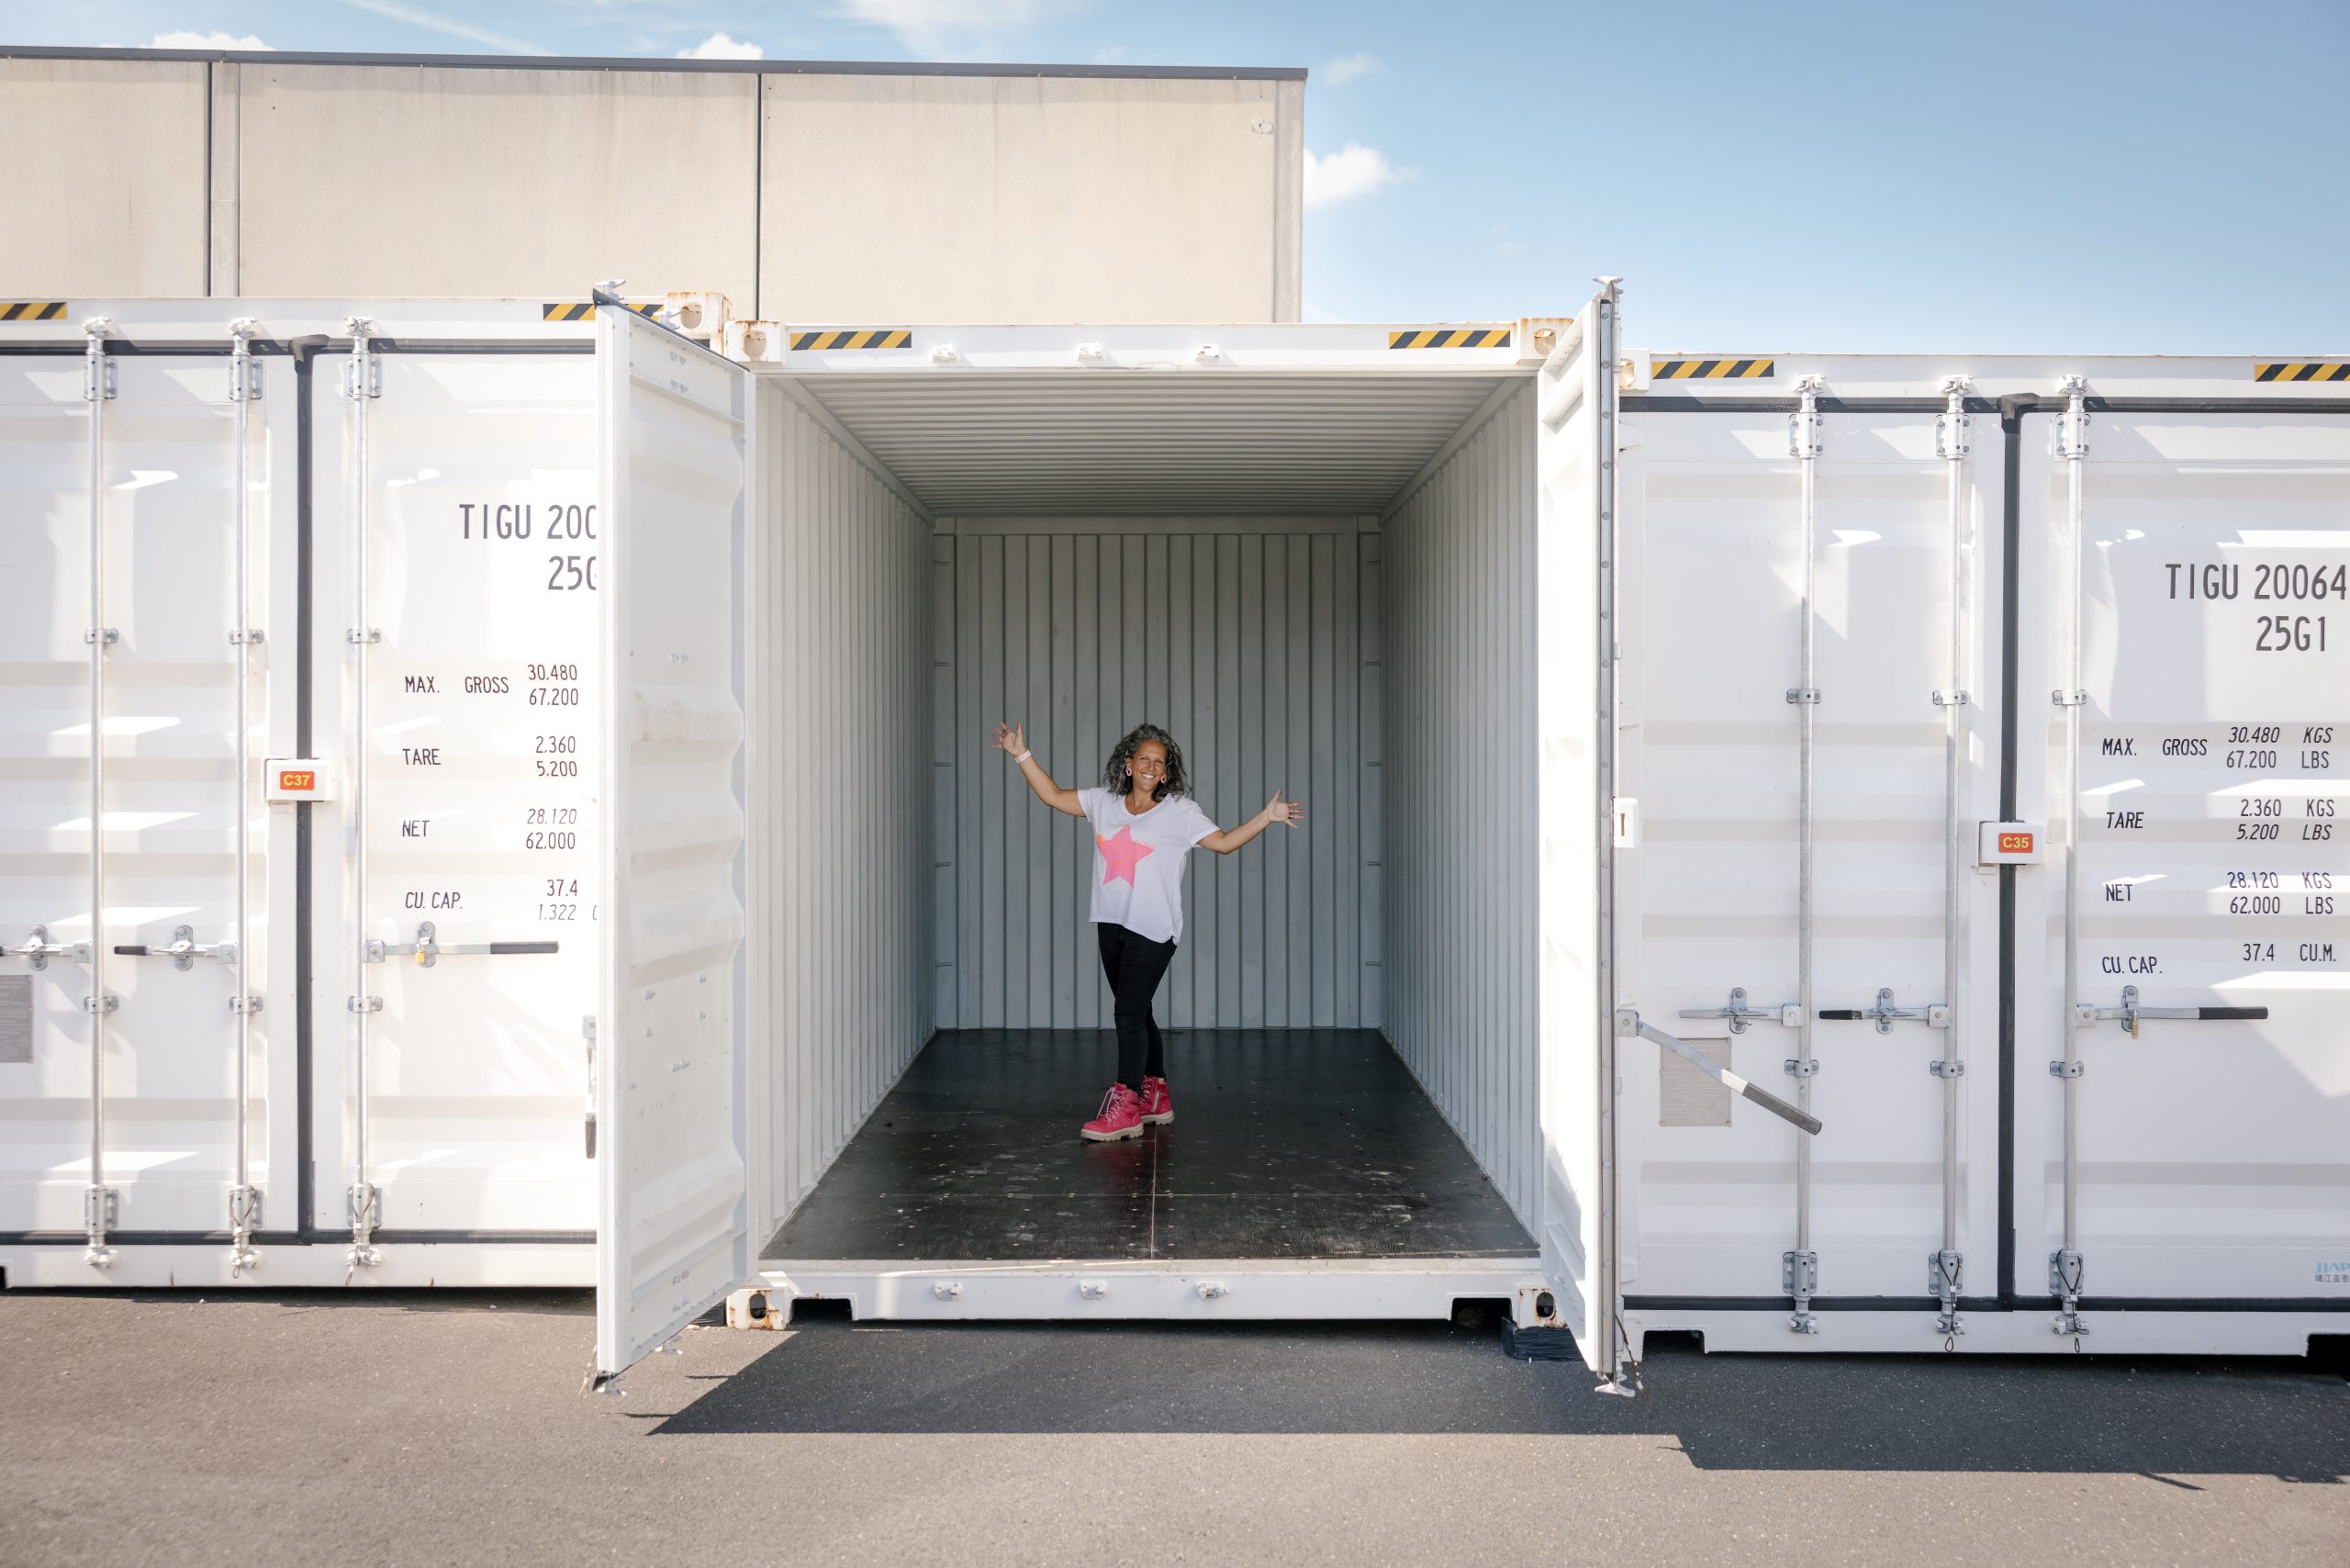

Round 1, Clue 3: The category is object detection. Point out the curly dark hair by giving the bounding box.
[1103,723,1189,802]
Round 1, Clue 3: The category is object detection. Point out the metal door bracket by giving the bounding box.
[582,1015,598,1159]
[1785,688,1821,705]
[1196,1282,1230,1299]
[347,1182,382,1269]
[1078,1281,1109,1300]
[84,627,119,645]
[1929,1058,1965,1078]
[346,627,381,644]
[2080,984,2268,1038]
[1679,987,1800,1035]
[369,923,562,967]
[1783,1057,1818,1079]
[1784,1249,1819,1334]
[229,627,264,645]
[83,320,116,401]
[229,1184,263,1276]
[348,994,383,1014]
[1932,689,1970,706]
[2048,1059,2084,1078]
[931,1281,962,1300]
[1818,987,1942,1034]
[7,926,84,970]
[1786,377,1825,457]
[1929,1249,1964,1297]
[83,992,119,1014]
[83,1185,118,1268]
[229,994,263,1015]
[113,924,236,971]
[2050,1249,2088,1337]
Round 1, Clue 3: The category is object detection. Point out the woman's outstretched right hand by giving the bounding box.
[990,721,1028,757]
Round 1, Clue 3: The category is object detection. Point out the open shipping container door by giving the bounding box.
[1532,288,1624,1383]
[591,302,754,1388]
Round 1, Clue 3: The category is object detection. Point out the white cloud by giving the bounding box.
[1304,143,1404,208]
[149,30,273,50]
[332,0,551,56]
[1322,52,1379,84]
[834,0,1075,56]
[677,30,763,59]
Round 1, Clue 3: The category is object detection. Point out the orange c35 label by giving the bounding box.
[277,769,316,792]
[1999,832,2033,855]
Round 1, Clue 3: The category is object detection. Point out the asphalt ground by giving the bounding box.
[3,1290,2345,1568]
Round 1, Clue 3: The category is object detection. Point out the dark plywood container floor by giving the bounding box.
[763,1029,1537,1262]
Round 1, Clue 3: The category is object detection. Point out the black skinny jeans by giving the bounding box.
[1096,922,1177,1092]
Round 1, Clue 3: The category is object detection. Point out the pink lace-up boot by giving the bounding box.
[1080,1083,1146,1142]
[1139,1076,1174,1126]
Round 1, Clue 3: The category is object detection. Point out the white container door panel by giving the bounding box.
[1616,405,2003,1304]
[308,349,602,1235]
[592,306,752,1384]
[2015,409,2350,1303]
[0,351,286,1238]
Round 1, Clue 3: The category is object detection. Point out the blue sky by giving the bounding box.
[13,0,2349,353]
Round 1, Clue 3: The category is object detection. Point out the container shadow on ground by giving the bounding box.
[650,1317,2350,1480]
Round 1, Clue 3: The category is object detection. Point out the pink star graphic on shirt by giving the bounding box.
[1096,823,1156,886]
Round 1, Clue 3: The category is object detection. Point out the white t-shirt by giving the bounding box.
[1077,787,1219,945]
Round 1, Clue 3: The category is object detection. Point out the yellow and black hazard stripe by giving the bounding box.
[1388,326,1513,350]
[1,301,68,322]
[790,329,912,351]
[2255,362,2350,383]
[541,301,661,321]
[1651,357,1774,380]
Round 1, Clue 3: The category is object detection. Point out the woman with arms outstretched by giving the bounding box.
[990,720,1305,1141]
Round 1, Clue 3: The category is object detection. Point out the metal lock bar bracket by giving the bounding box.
[369,922,562,968]
[7,926,86,970]
[112,924,236,971]
[1679,986,1801,1035]
[2079,984,2268,1039]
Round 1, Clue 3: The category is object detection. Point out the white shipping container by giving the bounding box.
[1,296,2343,1394]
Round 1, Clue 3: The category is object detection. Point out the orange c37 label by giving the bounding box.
[277,769,316,792]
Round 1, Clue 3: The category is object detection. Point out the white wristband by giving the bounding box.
[1012,749,1032,764]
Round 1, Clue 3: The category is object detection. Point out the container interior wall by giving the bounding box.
[755,386,935,1229]
[932,517,1382,1031]
[1379,385,1541,1231]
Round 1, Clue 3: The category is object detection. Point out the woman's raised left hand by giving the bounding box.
[1261,790,1306,828]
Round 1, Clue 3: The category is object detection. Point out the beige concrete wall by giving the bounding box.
[229,63,760,305]
[0,54,1301,322]
[0,59,208,297]
[760,73,1294,323]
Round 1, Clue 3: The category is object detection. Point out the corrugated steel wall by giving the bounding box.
[1381,386,1541,1229]
[934,517,1382,1031]
[756,388,935,1226]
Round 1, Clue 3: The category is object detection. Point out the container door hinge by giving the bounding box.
[228,1185,263,1276]
[582,1014,598,1159]
[2050,1249,2088,1338]
[83,1186,118,1269]
[1929,1058,1964,1078]
[1783,1249,1819,1335]
[1679,986,1800,1035]
[2048,1058,2084,1079]
[2052,377,2089,459]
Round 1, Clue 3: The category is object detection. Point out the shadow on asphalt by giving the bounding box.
[650,1316,2350,1478]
